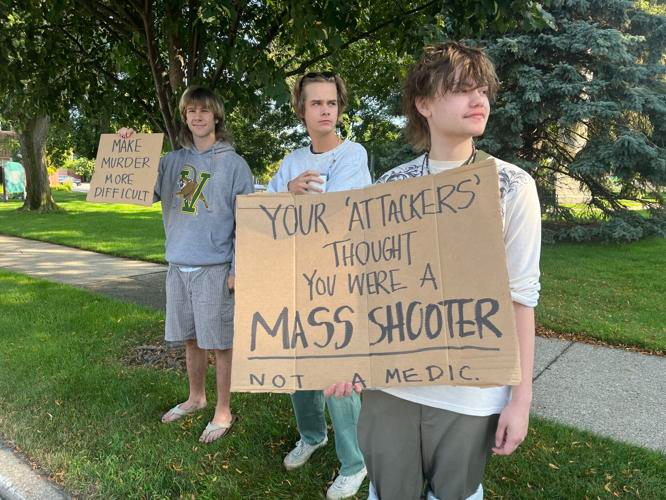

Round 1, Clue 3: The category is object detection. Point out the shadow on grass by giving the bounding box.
[0,271,664,498]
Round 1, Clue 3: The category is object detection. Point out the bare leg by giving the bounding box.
[199,348,234,443]
[185,339,208,406]
[212,348,233,424]
[161,339,208,422]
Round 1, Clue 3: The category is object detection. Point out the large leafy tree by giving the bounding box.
[476,0,666,241]
[70,0,549,150]
[0,2,62,211]
[0,0,112,211]
[1,0,549,208]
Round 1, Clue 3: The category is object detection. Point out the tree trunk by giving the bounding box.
[18,115,58,212]
[140,4,178,149]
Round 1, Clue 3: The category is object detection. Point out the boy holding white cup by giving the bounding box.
[267,72,369,195]
[267,72,371,499]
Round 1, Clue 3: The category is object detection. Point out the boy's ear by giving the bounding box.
[415,97,432,119]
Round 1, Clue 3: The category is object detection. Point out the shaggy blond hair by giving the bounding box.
[178,86,231,147]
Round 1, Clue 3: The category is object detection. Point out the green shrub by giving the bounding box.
[63,156,95,182]
[543,210,666,243]
[51,182,72,192]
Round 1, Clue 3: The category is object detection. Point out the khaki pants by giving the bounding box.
[358,390,499,500]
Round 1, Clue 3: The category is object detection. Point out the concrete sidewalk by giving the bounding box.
[0,447,68,500]
[0,234,664,498]
[0,234,167,310]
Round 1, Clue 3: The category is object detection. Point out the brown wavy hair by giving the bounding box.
[403,42,499,152]
[178,86,231,148]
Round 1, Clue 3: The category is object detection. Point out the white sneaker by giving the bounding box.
[283,437,328,470]
[326,467,367,499]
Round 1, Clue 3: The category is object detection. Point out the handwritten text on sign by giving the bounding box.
[87,133,164,206]
[231,159,520,392]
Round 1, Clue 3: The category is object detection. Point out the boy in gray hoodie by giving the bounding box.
[120,86,253,443]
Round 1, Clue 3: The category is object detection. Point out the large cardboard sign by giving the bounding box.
[87,133,164,206]
[231,159,520,392]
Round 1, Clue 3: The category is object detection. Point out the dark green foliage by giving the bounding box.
[475,0,666,241]
[72,0,545,148]
[2,1,550,180]
[543,208,666,243]
[0,0,115,210]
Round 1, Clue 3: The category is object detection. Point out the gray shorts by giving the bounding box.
[165,263,234,350]
[358,390,499,500]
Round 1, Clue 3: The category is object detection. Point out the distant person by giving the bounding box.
[325,42,541,500]
[268,72,371,499]
[119,85,253,443]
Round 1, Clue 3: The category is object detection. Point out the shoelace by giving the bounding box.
[293,440,306,455]
[331,475,351,488]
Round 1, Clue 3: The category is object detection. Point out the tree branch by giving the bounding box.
[140,2,177,145]
[211,3,246,89]
[255,7,289,54]
[77,0,142,33]
[283,1,438,76]
[186,0,202,83]
[59,27,160,125]
[74,1,145,60]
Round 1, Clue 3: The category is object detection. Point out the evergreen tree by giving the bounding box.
[477,0,666,241]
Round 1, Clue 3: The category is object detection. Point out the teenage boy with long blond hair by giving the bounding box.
[120,86,254,444]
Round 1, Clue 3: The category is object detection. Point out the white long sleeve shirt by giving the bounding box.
[376,153,542,415]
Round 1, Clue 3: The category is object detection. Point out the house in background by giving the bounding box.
[0,130,16,160]
[49,168,82,186]
[554,172,591,205]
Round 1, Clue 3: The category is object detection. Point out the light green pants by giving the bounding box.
[291,390,365,476]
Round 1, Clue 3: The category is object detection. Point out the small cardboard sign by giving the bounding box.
[87,133,164,206]
[231,158,520,393]
[3,161,26,194]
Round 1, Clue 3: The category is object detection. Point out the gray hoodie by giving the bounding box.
[155,141,254,270]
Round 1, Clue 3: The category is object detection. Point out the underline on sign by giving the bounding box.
[247,345,501,360]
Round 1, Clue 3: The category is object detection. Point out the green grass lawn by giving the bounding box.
[1,191,664,351]
[559,199,649,216]
[537,237,666,352]
[1,270,664,499]
[0,191,165,262]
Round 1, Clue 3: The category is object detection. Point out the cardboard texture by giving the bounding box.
[231,159,520,392]
[87,133,164,206]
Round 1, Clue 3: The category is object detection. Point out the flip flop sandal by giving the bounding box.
[161,403,206,423]
[199,415,238,443]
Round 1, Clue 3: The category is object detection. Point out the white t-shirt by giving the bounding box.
[376,154,542,416]
[267,139,371,193]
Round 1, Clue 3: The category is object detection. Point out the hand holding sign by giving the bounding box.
[323,382,363,398]
[117,127,136,139]
[87,132,164,206]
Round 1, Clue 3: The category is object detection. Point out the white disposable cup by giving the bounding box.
[318,173,328,193]
[308,173,327,193]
